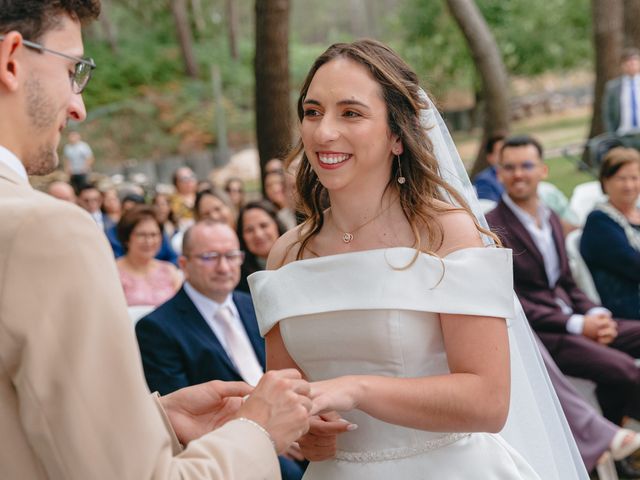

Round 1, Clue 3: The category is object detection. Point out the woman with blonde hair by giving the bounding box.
[248,40,585,479]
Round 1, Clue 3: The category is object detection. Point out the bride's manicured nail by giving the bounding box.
[346,424,358,431]
[338,419,350,423]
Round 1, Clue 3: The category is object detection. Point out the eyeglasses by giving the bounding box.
[499,161,539,173]
[0,35,95,94]
[132,231,162,240]
[188,250,245,265]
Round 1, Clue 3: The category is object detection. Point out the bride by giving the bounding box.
[249,39,587,479]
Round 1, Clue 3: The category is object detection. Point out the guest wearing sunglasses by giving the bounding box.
[136,219,306,480]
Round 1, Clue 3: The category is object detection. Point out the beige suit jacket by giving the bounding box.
[0,161,280,480]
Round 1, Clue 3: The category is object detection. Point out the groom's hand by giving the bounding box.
[238,369,312,453]
[160,380,252,445]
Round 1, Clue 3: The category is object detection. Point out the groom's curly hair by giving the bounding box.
[0,0,100,40]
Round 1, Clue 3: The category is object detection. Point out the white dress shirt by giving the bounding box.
[618,74,640,135]
[183,282,263,380]
[0,145,28,180]
[502,194,608,334]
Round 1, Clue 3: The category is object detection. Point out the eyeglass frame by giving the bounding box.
[498,160,540,173]
[0,34,96,94]
[186,250,245,265]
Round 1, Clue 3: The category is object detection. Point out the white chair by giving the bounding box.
[565,229,601,304]
[569,181,606,226]
[127,305,155,326]
[477,198,497,215]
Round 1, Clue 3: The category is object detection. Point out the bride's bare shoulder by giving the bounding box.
[266,224,307,270]
[431,201,484,255]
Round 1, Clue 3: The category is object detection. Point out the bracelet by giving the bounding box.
[236,417,277,452]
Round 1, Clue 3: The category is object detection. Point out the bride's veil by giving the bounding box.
[421,91,589,479]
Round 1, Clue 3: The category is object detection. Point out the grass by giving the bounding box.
[454,106,595,197]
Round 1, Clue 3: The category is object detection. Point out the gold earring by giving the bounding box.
[396,154,406,185]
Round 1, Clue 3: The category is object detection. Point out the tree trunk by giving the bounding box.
[623,0,640,48]
[445,0,510,178]
[98,0,118,53]
[254,0,291,189]
[588,0,623,140]
[171,0,199,78]
[191,0,206,35]
[227,0,239,61]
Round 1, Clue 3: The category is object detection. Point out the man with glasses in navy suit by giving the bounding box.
[137,219,306,480]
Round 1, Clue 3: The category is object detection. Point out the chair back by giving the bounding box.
[565,229,601,303]
[127,305,155,326]
[569,181,606,225]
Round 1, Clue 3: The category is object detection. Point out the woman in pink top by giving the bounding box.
[116,206,182,306]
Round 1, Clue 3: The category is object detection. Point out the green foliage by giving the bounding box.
[401,0,592,94]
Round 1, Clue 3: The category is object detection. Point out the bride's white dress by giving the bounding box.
[249,247,540,479]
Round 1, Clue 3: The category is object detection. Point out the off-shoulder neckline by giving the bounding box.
[264,245,501,273]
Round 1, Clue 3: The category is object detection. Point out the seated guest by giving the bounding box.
[101,186,122,224]
[116,206,182,306]
[47,180,76,203]
[172,188,236,255]
[77,183,113,231]
[195,187,236,227]
[170,166,198,229]
[106,193,178,264]
[264,171,297,230]
[136,220,305,480]
[236,201,286,293]
[473,133,506,202]
[486,134,640,425]
[224,177,246,211]
[581,147,640,320]
[153,191,178,238]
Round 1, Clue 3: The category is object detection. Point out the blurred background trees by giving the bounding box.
[77,0,640,183]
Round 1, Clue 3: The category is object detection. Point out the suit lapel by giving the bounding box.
[233,291,266,370]
[549,212,569,275]
[175,288,237,374]
[498,201,546,268]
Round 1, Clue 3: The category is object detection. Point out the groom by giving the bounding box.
[0,2,311,478]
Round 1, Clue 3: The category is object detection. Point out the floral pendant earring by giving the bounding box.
[397,154,406,184]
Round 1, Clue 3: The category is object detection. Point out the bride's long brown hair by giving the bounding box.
[287,39,498,259]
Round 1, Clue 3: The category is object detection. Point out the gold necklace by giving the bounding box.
[329,199,396,244]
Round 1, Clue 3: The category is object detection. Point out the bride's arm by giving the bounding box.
[264,230,352,459]
[310,210,511,433]
[310,314,510,433]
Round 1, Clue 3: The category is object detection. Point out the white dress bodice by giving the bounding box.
[249,247,540,479]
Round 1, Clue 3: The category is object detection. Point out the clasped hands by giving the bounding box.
[583,311,618,345]
[159,371,357,461]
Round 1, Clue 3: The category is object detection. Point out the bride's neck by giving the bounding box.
[327,187,400,230]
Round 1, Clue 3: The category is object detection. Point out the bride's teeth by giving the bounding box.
[319,153,350,165]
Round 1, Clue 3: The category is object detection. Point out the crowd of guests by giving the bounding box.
[47,158,307,480]
[475,133,640,477]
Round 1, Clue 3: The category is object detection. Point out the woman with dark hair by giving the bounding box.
[116,206,182,306]
[153,191,178,238]
[247,40,585,479]
[236,200,286,293]
[581,147,640,319]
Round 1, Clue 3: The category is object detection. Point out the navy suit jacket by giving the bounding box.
[136,286,264,396]
[486,200,597,350]
[580,209,640,319]
[473,166,504,202]
[135,287,306,480]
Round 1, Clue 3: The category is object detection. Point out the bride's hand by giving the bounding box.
[309,376,361,415]
[298,412,357,461]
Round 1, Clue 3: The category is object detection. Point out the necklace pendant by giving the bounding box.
[343,232,354,243]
